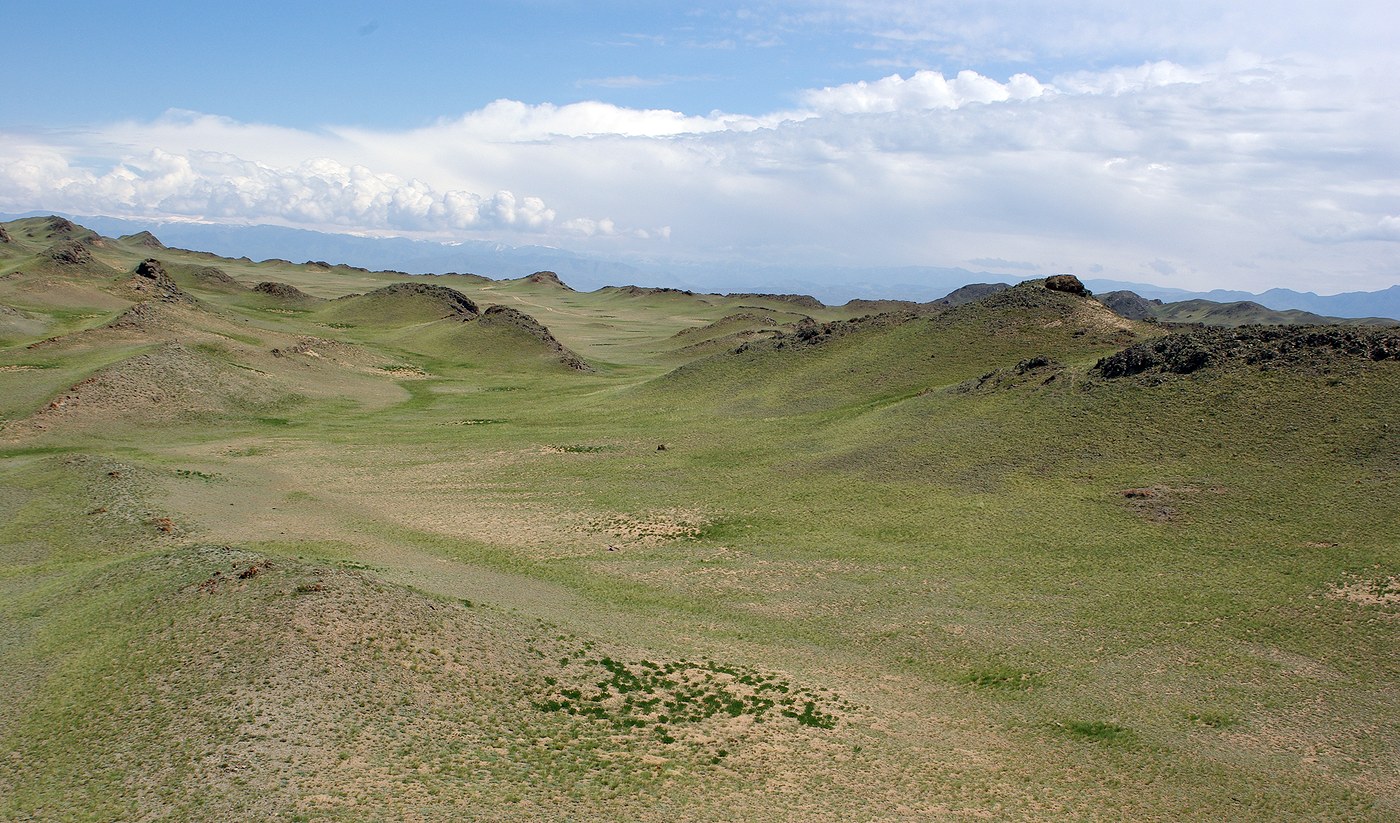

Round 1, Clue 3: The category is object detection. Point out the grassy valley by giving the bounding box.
[1,216,1397,821]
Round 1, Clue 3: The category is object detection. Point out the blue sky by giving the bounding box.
[5,1,1399,293]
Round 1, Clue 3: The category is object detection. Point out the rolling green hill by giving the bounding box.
[1,218,1397,821]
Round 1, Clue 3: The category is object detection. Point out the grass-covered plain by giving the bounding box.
[1,216,1397,821]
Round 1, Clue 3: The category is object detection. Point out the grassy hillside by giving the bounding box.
[1,218,1397,821]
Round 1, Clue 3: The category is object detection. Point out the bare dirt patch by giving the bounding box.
[589,511,705,546]
[1326,574,1400,607]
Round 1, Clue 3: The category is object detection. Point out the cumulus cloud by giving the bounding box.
[0,144,575,236]
[801,69,1047,114]
[2,44,1397,292]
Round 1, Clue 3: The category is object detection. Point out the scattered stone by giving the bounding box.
[0,225,11,243]
[657,444,668,451]
[238,560,272,580]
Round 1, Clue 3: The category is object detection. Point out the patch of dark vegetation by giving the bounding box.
[480,304,593,371]
[961,667,1042,691]
[723,292,826,309]
[535,652,846,735]
[1045,274,1091,296]
[1094,325,1400,379]
[1186,710,1237,729]
[0,225,11,243]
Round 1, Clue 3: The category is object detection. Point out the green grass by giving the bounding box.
[1,218,1397,821]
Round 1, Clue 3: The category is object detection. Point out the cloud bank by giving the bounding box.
[2,51,1397,292]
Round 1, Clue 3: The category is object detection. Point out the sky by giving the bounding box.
[3,0,1399,293]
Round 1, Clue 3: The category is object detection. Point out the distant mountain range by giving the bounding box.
[1085,280,1400,323]
[6,211,1398,319]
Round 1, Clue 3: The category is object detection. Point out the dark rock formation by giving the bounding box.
[1045,274,1090,296]
[480,304,592,371]
[45,240,94,265]
[45,216,78,235]
[1094,325,1400,379]
[130,258,192,302]
[526,271,572,290]
[364,282,479,317]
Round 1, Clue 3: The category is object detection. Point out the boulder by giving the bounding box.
[1045,274,1090,296]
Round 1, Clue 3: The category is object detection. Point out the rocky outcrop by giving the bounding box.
[364,282,479,317]
[1094,325,1400,379]
[45,240,94,265]
[480,304,592,371]
[130,258,193,303]
[1045,274,1090,297]
[526,271,572,290]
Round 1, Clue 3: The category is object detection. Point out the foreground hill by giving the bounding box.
[1,219,1397,821]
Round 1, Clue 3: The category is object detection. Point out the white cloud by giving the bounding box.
[2,43,1398,293]
[801,69,1046,114]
